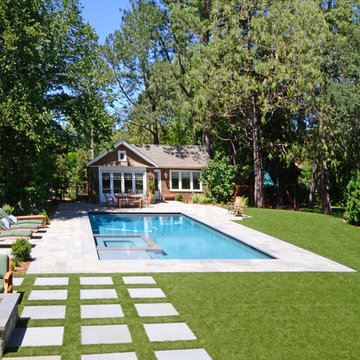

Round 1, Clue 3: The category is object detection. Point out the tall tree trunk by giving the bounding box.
[252,95,264,208]
[319,119,332,215]
[228,138,237,166]
[320,158,332,215]
[192,116,198,145]
[90,127,95,159]
[153,120,159,144]
[307,156,319,208]
[202,126,210,153]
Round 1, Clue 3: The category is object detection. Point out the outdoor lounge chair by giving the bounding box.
[0,254,13,293]
[1,218,39,233]
[228,196,241,213]
[0,208,45,227]
[232,196,247,216]
[0,229,32,241]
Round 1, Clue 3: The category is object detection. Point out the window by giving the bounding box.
[102,173,111,193]
[193,172,201,190]
[124,173,133,193]
[118,150,126,162]
[170,171,202,191]
[181,172,191,190]
[135,173,143,193]
[113,173,122,193]
[171,172,179,190]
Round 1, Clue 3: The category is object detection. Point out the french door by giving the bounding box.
[99,168,146,203]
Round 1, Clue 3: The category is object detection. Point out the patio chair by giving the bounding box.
[142,193,152,208]
[228,196,241,213]
[104,193,115,207]
[0,254,13,293]
[0,208,45,227]
[233,196,247,216]
[1,218,39,233]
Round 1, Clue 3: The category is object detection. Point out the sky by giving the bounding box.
[80,0,131,44]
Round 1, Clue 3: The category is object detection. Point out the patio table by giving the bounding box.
[115,194,142,208]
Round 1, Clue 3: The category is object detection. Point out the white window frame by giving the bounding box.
[98,166,146,202]
[169,170,202,192]
[118,150,127,162]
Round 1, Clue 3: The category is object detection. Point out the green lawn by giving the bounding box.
[7,208,360,359]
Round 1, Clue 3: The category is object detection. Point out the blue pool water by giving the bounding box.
[89,213,272,260]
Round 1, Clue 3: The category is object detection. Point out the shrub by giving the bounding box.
[11,238,32,262]
[201,152,237,203]
[198,195,212,204]
[39,210,50,224]
[344,172,360,225]
[176,194,184,202]
[2,204,14,215]
[192,193,199,203]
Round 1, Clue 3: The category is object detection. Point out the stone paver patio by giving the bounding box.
[135,303,178,317]
[8,327,64,347]
[80,304,124,318]
[14,202,354,274]
[155,349,212,360]
[81,353,137,360]
[28,289,68,300]
[128,288,166,298]
[80,289,117,299]
[21,305,66,320]
[144,322,197,342]
[81,325,132,345]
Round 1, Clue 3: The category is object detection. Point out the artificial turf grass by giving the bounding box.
[238,207,360,270]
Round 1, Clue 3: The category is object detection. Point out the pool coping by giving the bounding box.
[25,202,356,273]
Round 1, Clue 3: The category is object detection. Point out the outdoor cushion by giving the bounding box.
[1,218,11,230]
[0,208,42,225]
[0,230,32,238]
[16,219,43,225]
[0,219,38,231]
[0,254,8,278]
[10,223,39,230]
[8,215,18,223]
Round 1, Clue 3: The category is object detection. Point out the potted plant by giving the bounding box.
[148,178,156,203]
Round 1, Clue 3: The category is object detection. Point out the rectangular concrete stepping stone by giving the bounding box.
[34,277,69,286]
[81,325,132,345]
[155,349,212,360]
[82,353,137,360]
[80,276,113,285]
[122,276,156,284]
[6,357,61,360]
[81,304,124,318]
[127,288,165,298]
[13,278,24,286]
[144,323,196,342]
[135,303,179,317]
[21,305,66,320]
[28,290,68,300]
[8,327,64,347]
[80,289,117,299]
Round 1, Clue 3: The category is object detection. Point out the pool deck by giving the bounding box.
[18,202,355,274]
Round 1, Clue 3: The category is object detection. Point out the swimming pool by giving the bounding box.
[89,213,272,260]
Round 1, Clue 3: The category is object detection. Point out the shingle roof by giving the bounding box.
[133,144,210,168]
